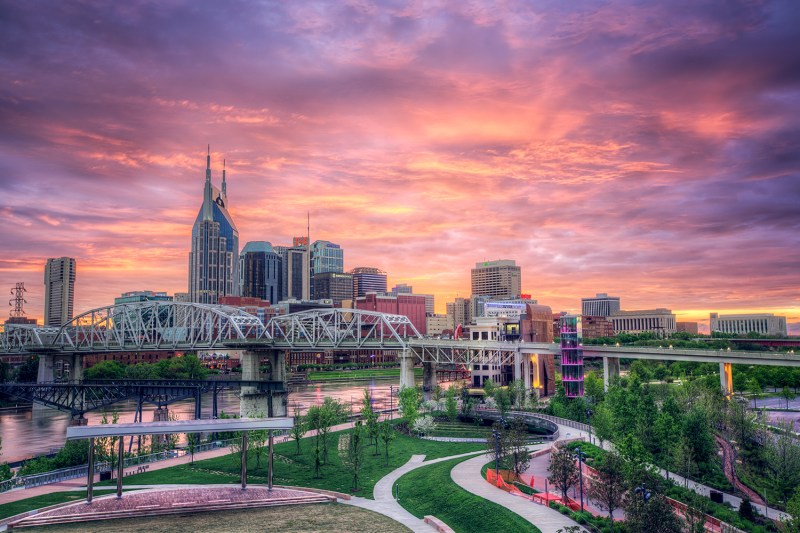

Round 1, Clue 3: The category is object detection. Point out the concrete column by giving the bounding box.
[267,431,274,491]
[116,436,124,498]
[86,438,95,504]
[720,362,733,397]
[422,361,436,401]
[522,354,532,390]
[240,350,288,418]
[71,354,84,382]
[241,432,248,490]
[513,351,522,384]
[36,354,55,383]
[399,348,416,390]
[603,356,620,392]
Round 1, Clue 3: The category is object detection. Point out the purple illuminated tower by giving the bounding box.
[560,314,584,397]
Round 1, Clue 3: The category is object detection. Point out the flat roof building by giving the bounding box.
[44,257,76,327]
[610,308,676,336]
[710,313,787,337]
[471,260,521,299]
[581,293,620,318]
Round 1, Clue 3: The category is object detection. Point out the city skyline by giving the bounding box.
[1,2,798,330]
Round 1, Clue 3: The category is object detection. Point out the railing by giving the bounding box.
[473,407,563,440]
[0,461,111,493]
[0,436,259,494]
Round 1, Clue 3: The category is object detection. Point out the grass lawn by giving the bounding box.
[429,421,490,439]
[307,368,423,380]
[99,426,485,498]
[19,503,411,533]
[395,456,540,533]
[0,490,118,520]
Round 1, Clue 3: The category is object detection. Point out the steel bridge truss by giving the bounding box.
[0,379,284,416]
[409,340,519,366]
[267,309,422,350]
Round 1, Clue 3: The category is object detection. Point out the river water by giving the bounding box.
[0,379,422,464]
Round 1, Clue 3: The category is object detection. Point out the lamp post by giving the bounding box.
[389,385,394,420]
[574,447,587,512]
[492,427,502,479]
[585,408,593,446]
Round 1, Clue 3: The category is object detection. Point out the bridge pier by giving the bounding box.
[399,349,416,390]
[422,362,436,401]
[603,356,620,392]
[720,362,733,397]
[240,350,287,418]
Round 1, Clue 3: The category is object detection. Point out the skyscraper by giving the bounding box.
[283,245,310,301]
[311,240,343,275]
[351,267,387,298]
[44,257,76,327]
[188,148,239,304]
[240,241,282,304]
[470,260,521,299]
[581,293,621,317]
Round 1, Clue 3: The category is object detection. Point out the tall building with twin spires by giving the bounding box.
[189,147,239,304]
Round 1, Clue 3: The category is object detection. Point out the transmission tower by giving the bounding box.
[9,282,27,319]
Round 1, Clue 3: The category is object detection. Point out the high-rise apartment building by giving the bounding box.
[312,272,353,306]
[581,293,621,317]
[470,260,521,299]
[283,245,310,301]
[446,297,472,331]
[240,241,282,304]
[710,313,787,336]
[351,267,387,298]
[189,149,239,304]
[311,240,344,275]
[44,257,76,327]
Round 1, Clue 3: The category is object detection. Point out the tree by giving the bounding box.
[379,420,395,466]
[361,389,380,454]
[672,436,697,487]
[508,379,527,409]
[306,397,347,463]
[683,491,709,533]
[747,378,762,408]
[15,355,39,382]
[187,433,200,465]
[586,451,625,522]
[338,421,365,492]
[0,436,11,482]
[251,428,269,470]
[738,497,755,521]
[583,371,605,405]
[591,404,614,447]
[96,411,121,472]
[505,418,530,478]
[289,407,306,455]
[653,364,669,382]
[624,491,683,533]
[85,360,126,380]
[483,379,498,400]
[398,386,421,427]
[548,447,579,502]
[445,386,458,422]
[783,486,800,532]
[412,415,437,436]
[766,420,800,504]
[781,386,796,409]
[495,387,511,417]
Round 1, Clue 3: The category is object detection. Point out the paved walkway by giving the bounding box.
[451,450,581,533]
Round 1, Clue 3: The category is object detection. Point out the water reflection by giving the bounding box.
[0,379,427,463]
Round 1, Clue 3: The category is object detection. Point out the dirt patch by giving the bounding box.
[21,503,410,533]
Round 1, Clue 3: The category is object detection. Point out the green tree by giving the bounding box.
[494,387,511,417]
[338,421,366,492]
[683,491,709,533]
[505,418,530,478]
[672,436,697,487]
[781,386,796,409]
[379,419,395,467]
[306,397,347,463]
[187,433,200,465]
[548,447,579,502]
[766,420,800,505]
[783,486,800,532]
[591,404,614,447]
[15,355,39,382]
[398,386,421,426]
[290,407,306,455]
[85,360,126,380]
[653,364,669,382]
[583,371,604,405]
[445,386,458,422]
[508,379,527,409]
[0,436,12,482]
[747,378,762,408]
[586,451,625,522]
[96,411,121,472]
[361,389,380,454]
[483,379,498,400]
[624,491,682,533]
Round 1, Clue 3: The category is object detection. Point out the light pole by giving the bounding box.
[492,427,502,479]
[585,408,593,446]
[574,447,587,512]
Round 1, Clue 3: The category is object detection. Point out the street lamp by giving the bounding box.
[574,447,587,513]
[492,427,502,479]
[634,483,651,502]
[585,408,593,446]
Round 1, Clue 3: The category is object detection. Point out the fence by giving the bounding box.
[0,433,284,494]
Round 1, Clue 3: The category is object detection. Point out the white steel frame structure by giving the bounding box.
[268,308,422,350]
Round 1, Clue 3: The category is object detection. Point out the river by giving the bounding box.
[0,379,430,464]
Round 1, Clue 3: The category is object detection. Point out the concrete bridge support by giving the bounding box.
[422,361,436,401]
[720,362,733,397]
[603,356,620,392]
[240,350,287,418]
[399,349,416,390]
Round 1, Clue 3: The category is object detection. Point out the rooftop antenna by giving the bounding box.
[9,282,27,319]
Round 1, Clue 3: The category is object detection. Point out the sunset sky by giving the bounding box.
[1,1,798,331]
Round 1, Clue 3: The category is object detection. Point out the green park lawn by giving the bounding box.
[98,426,484,498]
[0,490,118,520]
[395,456,540,533]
